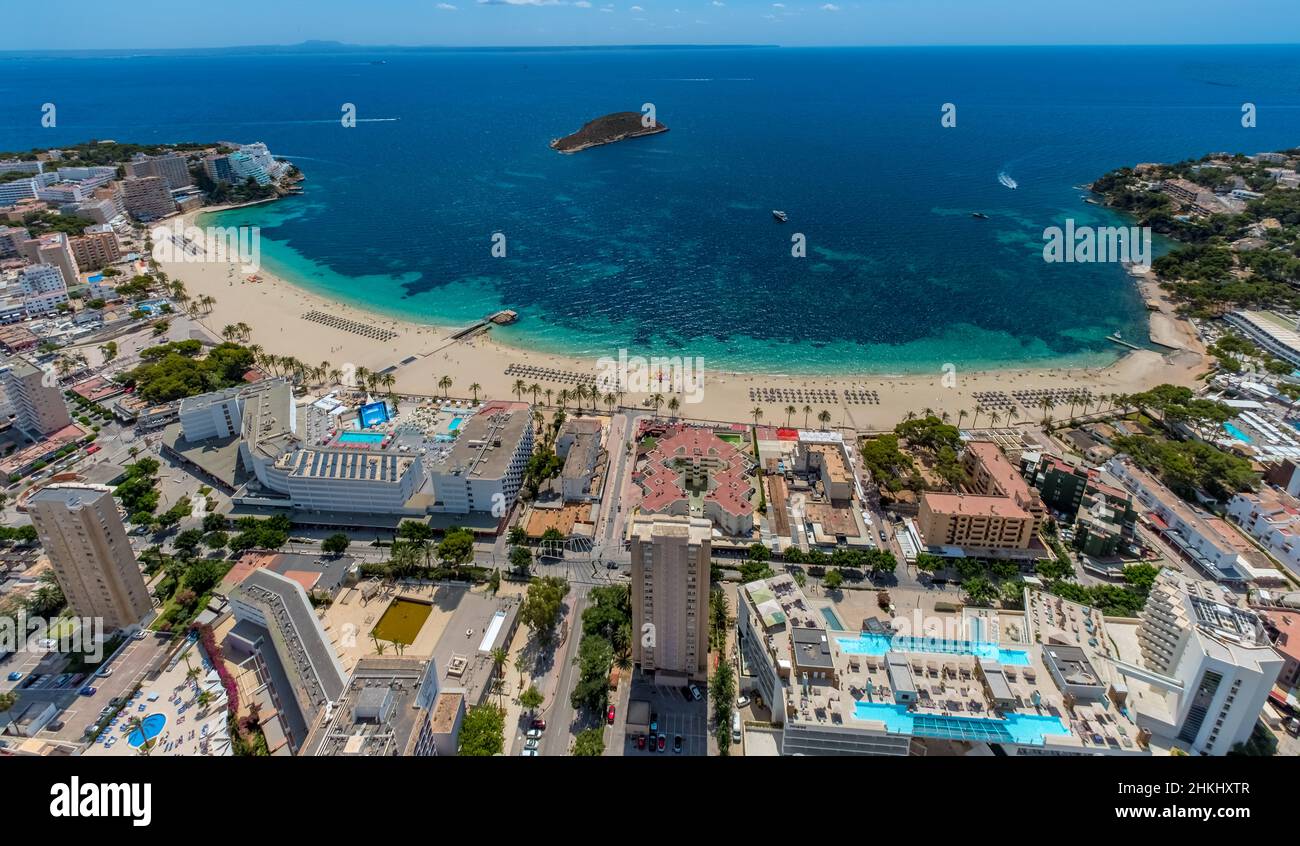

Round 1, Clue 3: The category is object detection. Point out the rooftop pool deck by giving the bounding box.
[835,633,1031,666]
[852,701,1070,745]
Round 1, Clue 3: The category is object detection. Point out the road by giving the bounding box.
[540,583,591,756]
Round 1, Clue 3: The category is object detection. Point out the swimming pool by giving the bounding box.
[336,431,386,445]
[852,701,1069,745]
[835,634,1031,666]
[127,713,167,747]
[819,607,847,631]
[1223,422,1252,443]
[448,416,464,432]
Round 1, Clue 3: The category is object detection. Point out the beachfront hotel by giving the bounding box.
[629,514,711,685]
[1109,568,1283,755]
[634,422,756,537]
[122,175,177,222]
[170,381,431,523]
[427,401,533,515]
[27,483,152,632]
[735,573,1149,756]
[915,441,1045,556]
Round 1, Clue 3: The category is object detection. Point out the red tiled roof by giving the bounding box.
[636,425,753,518]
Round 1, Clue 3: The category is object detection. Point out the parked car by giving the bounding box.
[736,695,750,709]
[524,738,540,751]
[606,704,616,724]
[6,672,21,682]
[636,735,646,750]
[656,735,666,752]
[530,718,546,731]
[79,686,97,696]
[525,728,542,740]
[688,683,702,701]
[673,735,683,754]
[521,748,539,757]
[95,667,113,677]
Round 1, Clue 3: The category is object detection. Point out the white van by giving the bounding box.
[731,711,742,743]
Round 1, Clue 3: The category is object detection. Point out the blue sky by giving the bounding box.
[7,0,1300,50]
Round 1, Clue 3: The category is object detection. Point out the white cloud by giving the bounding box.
[711,0,724,5]
[820,2,840,9]
[771,2,784,6]
[630,3,643,8]
[476,0,566,5]
[574,0,592,5]
[436,2,457,8]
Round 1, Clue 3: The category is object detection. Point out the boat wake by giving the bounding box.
[997,171,1018,190]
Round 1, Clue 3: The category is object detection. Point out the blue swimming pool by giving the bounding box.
[835,634,1031,666]
[852,701,1069,745]
[127,713,166,747]
[336,431,386,445]
[819,607,847,631]
[1223,423,1252,443]
[449,416,464,432]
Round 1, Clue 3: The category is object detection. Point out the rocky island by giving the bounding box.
[550,111,669,154]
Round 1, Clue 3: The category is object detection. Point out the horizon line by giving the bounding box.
[4,40,1300,55]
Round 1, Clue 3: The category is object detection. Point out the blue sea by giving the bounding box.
[3,45,1299,374]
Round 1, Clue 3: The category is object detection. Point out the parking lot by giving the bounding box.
[3,632,171,745]
[624,674,708,757]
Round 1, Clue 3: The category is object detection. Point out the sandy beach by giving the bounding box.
[158,210,1209,430]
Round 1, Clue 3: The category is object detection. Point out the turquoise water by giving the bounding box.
[336,431,386,445]
[1223,423,1251,443]
[6,46,1300,373]
[852,701,1070,745]
[127,713,166,747]
[836,634,1031,666]
[820,607,846,631]
[448,417,464,432]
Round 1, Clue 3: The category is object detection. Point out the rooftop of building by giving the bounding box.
[636,424,754,523]
[431,402,531,481]
[234,568,346,707]
[303,657,433,757]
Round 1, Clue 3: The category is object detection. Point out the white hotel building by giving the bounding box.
[1112,569,1282,755]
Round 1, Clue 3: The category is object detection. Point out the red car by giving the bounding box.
[636,735,646,750]
[530,718,546,731]
[656,735,666,752]
[606,704,616,724]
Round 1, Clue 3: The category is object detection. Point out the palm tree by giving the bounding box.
[1008,406,1020,425]
[667,396,680,419]
[785,404,797,426]
[469,382,482,403]
[438,375,453,398]
[529,382,541,405]
[1038,396,1055,425]
[970,403,983,428]
[512,379,526,401]
[573,383,588,411]
[989,410,1002,429]
[0,691,16,713]
[558,389,570,411]
[751,406,763,426]
[957,409,968,429]
[544,388,554,407]
[803,405,812,428]
[817,409,832,430]
[604,392,616,413]
[651,393,665,417]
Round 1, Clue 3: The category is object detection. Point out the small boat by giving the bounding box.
[970,212,989,219]
[772,210,788,223]
[997,172,1018,190]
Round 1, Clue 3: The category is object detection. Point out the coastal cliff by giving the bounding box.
[550,111,668,154]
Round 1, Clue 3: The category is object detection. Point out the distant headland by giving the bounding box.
[549,112,669,154]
